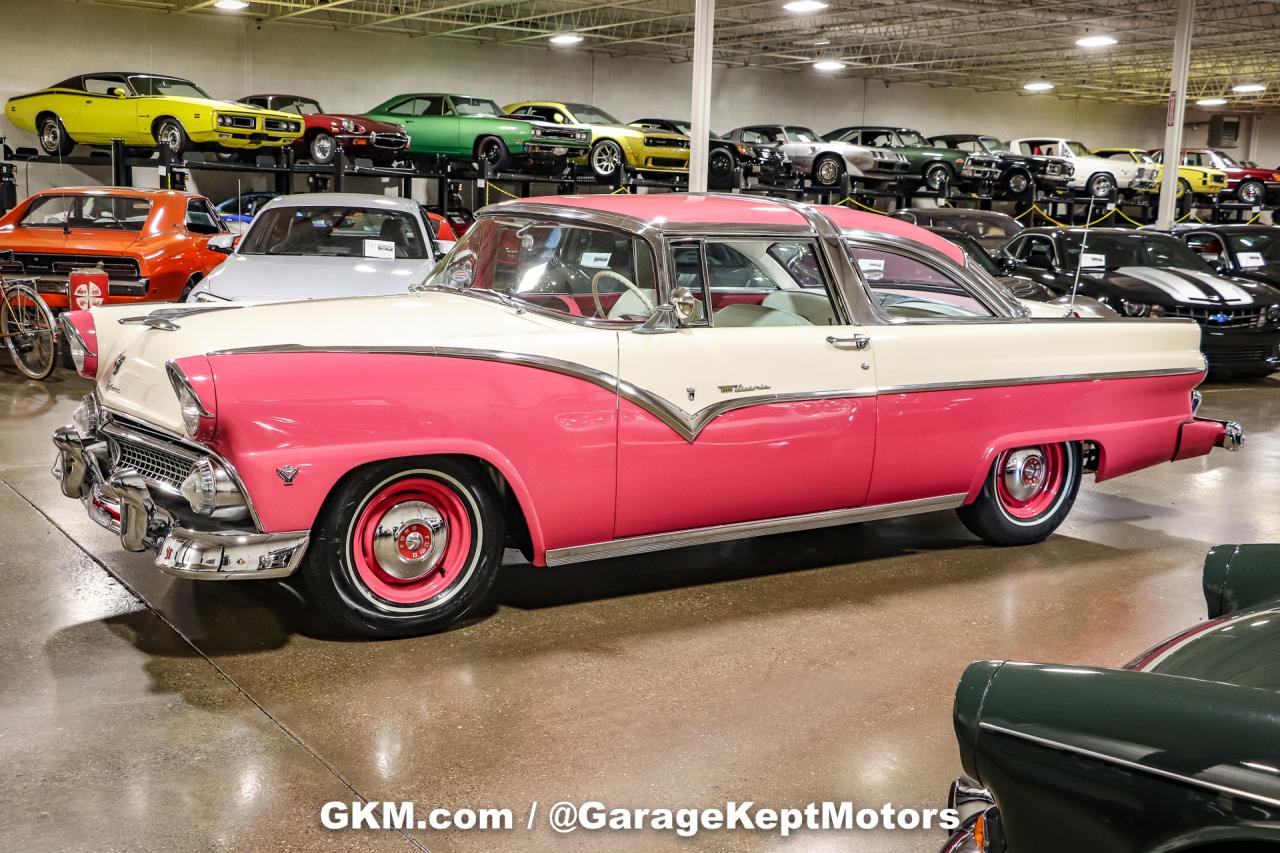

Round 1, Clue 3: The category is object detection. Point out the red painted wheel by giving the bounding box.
[305,459,505,637]
[958,441,1082,545]
[993,445,1067,521]
[349,476,474,606]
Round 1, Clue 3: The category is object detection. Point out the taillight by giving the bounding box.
[60,312,98,378]
[166,357,217,443]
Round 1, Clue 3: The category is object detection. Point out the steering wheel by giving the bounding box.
[591,269,654,320]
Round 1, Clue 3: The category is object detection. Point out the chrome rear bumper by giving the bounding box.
[52,425,308,580]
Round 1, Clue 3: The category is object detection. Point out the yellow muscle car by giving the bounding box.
[503,100,689,179]
[6,72,304,158]
[1092,147,1228,197]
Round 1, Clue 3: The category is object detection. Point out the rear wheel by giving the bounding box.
[923,162,954,192]
[957,442,1082,545]
[153,118,189,157]
[1,283,57,380]
[1087,172,1116,199]
[303,458,504,637]
[1176,178,1192,199]
[708,147,737,189]
[37,114,74,157]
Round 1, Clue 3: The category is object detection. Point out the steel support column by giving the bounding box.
[1156,0,1195,229]
[688,0,715,193]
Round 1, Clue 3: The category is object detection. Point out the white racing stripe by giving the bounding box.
[1117,266,1252,305]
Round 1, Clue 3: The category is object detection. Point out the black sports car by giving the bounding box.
[929,133,1073,198]
[628,118,789,189]
[1170,224,1280,289]
[1002,227,1280,376]
[892,208,1023,253]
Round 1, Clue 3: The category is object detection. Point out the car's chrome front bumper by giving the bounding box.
[939,776,1000,853]
[52,425,308,580]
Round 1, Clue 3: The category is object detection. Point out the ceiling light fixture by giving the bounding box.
[1023,81,1055,92]
[549,33,584,45]
[1232,83,1267,93]
[213,0,249,9]
[812,38,832,45]
[1075,34,1117,48]
[813,60,847,72]
[784,1,830,13]
[1196,97,1228,106]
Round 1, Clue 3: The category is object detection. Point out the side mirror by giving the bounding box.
[670,286,698,322]
[111,87,127,98]
[206,233,239,254]
[999,256,1019,274]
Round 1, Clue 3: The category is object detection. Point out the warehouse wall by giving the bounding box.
[0,0,1198,199]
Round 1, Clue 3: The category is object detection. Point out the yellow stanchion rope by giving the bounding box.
[482,181,521,206]
[836,196,886,214]
[610,186,632,195]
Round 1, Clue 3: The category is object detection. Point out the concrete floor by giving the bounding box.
[2,365,1277,852]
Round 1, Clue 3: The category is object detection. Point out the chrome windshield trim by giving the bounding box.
[545,493,966,565]
[978,722,1280,810]
[878,366,1204,395]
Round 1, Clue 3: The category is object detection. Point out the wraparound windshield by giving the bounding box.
[128,76,209,98]
[278,98,322,115]
[1214,150,1242,168]
[565,103,619,124]
[1063,232,1212,273]
[19,194,151,231]
[787,127,821,143]
[239,206,428,259]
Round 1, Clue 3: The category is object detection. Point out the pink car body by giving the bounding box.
[52,194,1238,636]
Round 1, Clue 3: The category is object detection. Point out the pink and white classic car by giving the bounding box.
[53,194,1241,637]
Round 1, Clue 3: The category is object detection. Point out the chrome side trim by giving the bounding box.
[545,494,965,565]
[878,366,1204,395]
[978,722,1280,810]
[203,343,872,444]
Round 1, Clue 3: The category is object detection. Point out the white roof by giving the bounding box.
[260,192,422,213]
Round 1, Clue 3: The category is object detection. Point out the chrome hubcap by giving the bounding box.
[927,167,946,188]
[313,135,334,160]
[1009,174,1028,192]
[817,160,839,183]
[1002,449,1046,501]
[41,123,59,149]
[159,125,180,150]
[371,500,449,581]
[1091,176,1111,196]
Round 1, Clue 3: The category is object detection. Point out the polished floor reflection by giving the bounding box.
[2,366,1276,852]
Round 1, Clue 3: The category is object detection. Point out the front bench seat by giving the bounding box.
[712,303,812,327]
[761,290,837,325]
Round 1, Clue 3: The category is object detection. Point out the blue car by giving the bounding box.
[215,192,278,225]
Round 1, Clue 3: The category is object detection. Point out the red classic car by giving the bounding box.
[1151,147,1280,206]
[238,94,410,165]
[0,187,229,309]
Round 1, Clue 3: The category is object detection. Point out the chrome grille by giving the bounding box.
[1046,163,1062,175]
[1165,305,1267,328]
[371,133,407,149]
[115,438,195,491]
[265,118,298,133]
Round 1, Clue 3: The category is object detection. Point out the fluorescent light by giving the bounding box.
[1197,97,1228,107]
[1023,81,1055,92]
[213,0,249,9]
[784,1,830,13]
[813,60,847,72]
[1075,34,1117,48]
[549,33,584,45]
[1233,83,1267,93]
[812,38,831,45]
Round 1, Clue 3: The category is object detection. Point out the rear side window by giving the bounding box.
[185,199,225,235]
[849,245,994,320]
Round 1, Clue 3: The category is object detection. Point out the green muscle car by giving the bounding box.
[942,544,1280,852]
[823,125,968,192]
[362,93,589,171]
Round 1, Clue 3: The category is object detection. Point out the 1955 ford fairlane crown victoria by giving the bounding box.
[52,194,1241,637]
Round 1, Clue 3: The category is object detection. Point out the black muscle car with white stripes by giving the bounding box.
[1169,224,1280,289]
[1001,227,1280,376]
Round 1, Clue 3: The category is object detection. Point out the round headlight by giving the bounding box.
[1120,300,1151,317]
[71,392,101,438]
[341,119,357,133]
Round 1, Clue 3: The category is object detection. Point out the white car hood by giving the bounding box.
[201,254,437,303]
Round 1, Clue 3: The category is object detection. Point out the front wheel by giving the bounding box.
[708,147,737,189]
[303,458,505,638]
[2,283,57,380]
[1237,179,1265,206]
[1001,169,1032,196]
[957,442,1082,546]
[309,131,338,165]
[589,139,625,179]
[812,153,845,187]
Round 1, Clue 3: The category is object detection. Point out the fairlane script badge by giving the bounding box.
[276,465,300,486]
[718,384,772,394]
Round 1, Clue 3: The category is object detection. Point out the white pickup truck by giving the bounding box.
[1007,137,1157,199]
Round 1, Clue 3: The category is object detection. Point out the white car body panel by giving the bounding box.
[1008,137,1154,191]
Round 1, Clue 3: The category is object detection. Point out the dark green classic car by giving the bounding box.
[362,93,589,170]
[942,545,1280,852]
[823,125,968,191]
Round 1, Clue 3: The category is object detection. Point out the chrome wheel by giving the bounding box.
[1006,171,1030,194]
[310,132,336,164]
[814,155,843,186]
[590,140,623,178]
[1089,173,1115,198]
[924,163,951,191]
[39,120,61,155]
[155,120,185,154]
[1238,180,1264,205]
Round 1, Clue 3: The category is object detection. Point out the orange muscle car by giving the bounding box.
[0,187,229,309]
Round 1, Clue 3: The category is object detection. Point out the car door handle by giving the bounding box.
[827,334,871,349]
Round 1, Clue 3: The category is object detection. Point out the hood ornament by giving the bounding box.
[276,465,300,486]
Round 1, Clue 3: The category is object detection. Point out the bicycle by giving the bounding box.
[0,249,58,380]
